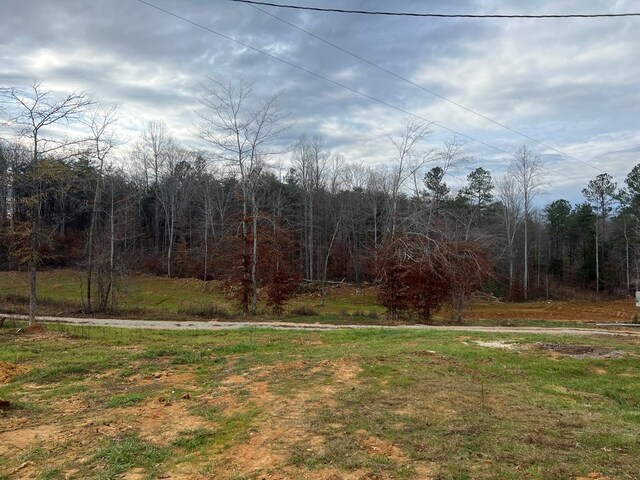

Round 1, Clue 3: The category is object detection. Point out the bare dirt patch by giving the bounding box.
[17,330,72,341]
[535,342,626,359]
[0,360,28,382]
[575,474,613,480]
[0,424,62,456]
[134,400,207,443]
[194,358,364,480]
[357,431,405,459]
[463,298,639,323]
[50,395,89,416]
[474,340,519,350]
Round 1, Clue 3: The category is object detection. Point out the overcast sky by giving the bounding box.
[1,0,639,204]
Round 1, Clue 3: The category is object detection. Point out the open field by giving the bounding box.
[0,270,638,326]
[1,322,640,479]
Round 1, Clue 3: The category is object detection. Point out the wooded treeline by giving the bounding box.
[1,81,639,321]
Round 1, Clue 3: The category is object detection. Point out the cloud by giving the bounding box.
[0,0,638,206]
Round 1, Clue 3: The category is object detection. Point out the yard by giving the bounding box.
[1,322,639,479]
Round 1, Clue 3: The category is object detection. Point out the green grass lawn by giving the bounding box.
[0,270,228,313]
[1,321,639,479]
[0,269,387,320]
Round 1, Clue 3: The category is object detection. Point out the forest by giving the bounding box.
[1,81,639,322]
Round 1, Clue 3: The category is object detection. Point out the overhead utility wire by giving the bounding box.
[132,0,584,183]
[240,1,608,176]
[230,1,640,19]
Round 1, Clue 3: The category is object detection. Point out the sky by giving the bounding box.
[1,0,639,204]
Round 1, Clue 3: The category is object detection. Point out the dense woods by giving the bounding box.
[1,82,638,321]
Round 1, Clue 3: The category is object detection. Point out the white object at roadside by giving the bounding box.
[636,291,640,307]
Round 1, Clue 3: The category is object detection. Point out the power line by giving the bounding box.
[230,1,640,19]
[239,1,609,176]
[131,0,586,183]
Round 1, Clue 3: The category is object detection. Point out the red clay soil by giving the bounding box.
[463,298,638,323]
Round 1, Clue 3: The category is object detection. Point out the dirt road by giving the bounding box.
[2,313,638,337]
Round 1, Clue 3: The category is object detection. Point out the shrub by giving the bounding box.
[178,303,231,319]
[290,306,318,316]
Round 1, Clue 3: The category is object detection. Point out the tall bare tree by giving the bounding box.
[85,104,119,312]
[387,118,432,236]
[134,120,171,255]
[509,146,545,300]
[365,167,389,252]
[495,174,524,296]
[197,78,287,315]
[157,143,194,277]
[292,135,329,281]
[0,82,93,323]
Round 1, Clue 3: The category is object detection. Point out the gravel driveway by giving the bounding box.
[2,313,638,337]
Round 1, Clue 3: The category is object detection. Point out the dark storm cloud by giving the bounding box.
[1,0,639,203]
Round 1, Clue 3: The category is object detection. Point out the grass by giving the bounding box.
[0,270,229,317]
[91,433,169,479]
[0,268,612,327]
[171,428,216,452]
[1,319,639,478]
[37,468,64,480]
[105,392,147,408]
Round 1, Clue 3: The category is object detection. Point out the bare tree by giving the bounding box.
[292,135,329,281]
[365,167,390,252]
[319,155,345,306]
[0,82,93,323]
[197,78,288,315]
[495,174,524,296]
[509,146,545,300]
[194,156,229,281]
[85,104,119,312]
[387,118,432,236]
[133,120,171,255]
[157,143,194,277]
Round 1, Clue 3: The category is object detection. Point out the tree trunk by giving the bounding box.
[86,172,102,313]
[624,222,630,290]
[203,216,208,281]
[595,215,600,293]
[28,138,39,325]
[29,215,37,324]
[251,194,259,315]
[508,246,514,299]
[308,191,314,282]
[154,192,160,255]
[320,219,340,307]
[523,201,529,301]
[106,183,116,310]
[241,186,250,317]
[167,209,174,277]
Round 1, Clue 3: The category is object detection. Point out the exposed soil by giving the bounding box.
[211,358,364,479]
[471,339,633,359]
[1,356,418,480]
[464,298,639,323]
[0,361,29,383]
[535,342,627,359]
